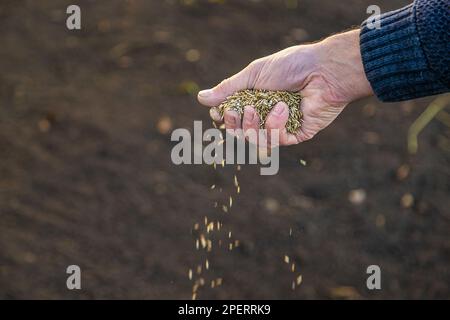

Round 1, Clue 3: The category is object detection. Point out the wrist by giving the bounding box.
[318,30,374,102]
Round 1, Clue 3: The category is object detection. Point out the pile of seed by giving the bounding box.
[218,90,303,134]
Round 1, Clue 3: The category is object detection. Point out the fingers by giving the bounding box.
[210,106,258,134]
[209,107,222,122]
[265,102,298,146]
[265,102,289,130]
[224,110,241,136]
[242,105,259,144]
[197,66,252,107]
[220,102,299,146]
[242,106,259,133]
[211,101,303,147]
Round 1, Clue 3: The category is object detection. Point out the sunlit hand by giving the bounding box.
[197,30,373,146]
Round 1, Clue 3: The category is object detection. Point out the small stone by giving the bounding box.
[157,116,173,135]
[185,49,200,62]
[348,189,366,205]
[401,193,414,208]
[263,197,280,213]
[396,164,410,181]
[375,214,386,227]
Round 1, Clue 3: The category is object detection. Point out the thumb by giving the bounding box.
[197,65,253,107]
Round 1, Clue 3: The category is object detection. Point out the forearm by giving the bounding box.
[359,0,450,102]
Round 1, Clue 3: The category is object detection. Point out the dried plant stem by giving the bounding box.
[407,95,450,154]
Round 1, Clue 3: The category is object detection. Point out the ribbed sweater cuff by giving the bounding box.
[360,3,447,102]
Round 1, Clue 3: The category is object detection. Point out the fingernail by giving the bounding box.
[198,89,213,97]
[225,112,238,125]
[273,103,285,116]
[244,106,255,121]
[209,108,222,121]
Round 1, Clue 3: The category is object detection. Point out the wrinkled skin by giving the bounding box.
[197,30,374,146]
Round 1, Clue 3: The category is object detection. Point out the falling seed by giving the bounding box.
[237,186,240,194]
[237,165,241,171]
[216,278,223,286]
[292,281,296,290]
[207,240,212,252]
[205,260,209,270]
[228,231,232,238]
[222,205,228,213]
[210,184,216,190]
[284,255,290,264]
[204,216,208,225]
[289,228,293,236]
[200,235,207,248]
[291,263,295,272]
[296,275,303,286]
[299,159,307,166]
[199,278,205,286]
[188,269,193,280]
[229,196,233,207]
[229,243,233,250]
[194,223,199,230]
[217,221,221,230]
[214,201,218,208]
[196,239,199,250]
[196,265,202,274]
[211,280,216,288]
[234,240,240,247]
[234,175,239,187]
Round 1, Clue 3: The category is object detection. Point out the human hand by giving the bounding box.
[197,30,373,146]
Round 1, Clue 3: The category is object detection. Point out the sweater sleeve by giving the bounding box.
[359,0,450,102]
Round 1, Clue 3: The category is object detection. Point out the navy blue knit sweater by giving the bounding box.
[360,0,449,102]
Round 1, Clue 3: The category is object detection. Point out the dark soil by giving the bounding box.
[1,0,449,299]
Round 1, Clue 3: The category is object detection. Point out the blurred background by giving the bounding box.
[1,0,449,299]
